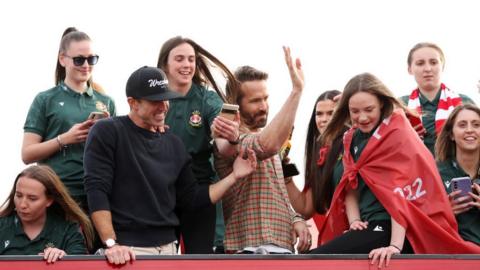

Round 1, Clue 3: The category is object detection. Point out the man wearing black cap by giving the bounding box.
[83,66,256,264]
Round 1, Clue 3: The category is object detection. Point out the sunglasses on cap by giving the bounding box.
[64,55,99,66]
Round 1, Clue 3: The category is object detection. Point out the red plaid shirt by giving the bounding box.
[215,131,298,252]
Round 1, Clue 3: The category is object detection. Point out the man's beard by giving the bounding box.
[241,110,268,129]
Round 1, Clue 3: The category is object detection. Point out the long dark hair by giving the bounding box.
[157,36,239,102]
[314,127,347,213]
[436,104,480,161]
[0,165,94,250]
[304,90,340,193]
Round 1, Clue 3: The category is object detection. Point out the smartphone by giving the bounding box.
[88,111,108,120]
[282,163,299,178]
[407,114,422,127]
[451,177,472,199]
[220,103,239,121]
[406,113,426,138]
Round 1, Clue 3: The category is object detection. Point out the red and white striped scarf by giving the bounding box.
[407,83,462,134]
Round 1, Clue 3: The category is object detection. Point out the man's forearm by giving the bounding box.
[259,91,302,153]
[91,210,116,243]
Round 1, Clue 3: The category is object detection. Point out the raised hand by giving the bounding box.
[283,46,304,93]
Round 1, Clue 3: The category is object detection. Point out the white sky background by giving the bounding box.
[1,0,479,200]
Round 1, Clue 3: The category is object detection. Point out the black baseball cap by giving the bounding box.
[126,66,182,101]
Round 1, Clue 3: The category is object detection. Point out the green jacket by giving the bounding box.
[0,211,87,255]
[332,129,390,222]
[437,159,480,245]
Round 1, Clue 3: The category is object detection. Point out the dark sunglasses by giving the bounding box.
[64,55,99,66]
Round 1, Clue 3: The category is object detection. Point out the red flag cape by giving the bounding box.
[318,110,480,253]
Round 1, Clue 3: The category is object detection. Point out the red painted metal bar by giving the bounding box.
[0,255,479,270]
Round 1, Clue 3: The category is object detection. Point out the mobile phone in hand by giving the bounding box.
[220,103,239,121]
[407,114,422,127]
[88,111,108,120]
[451,177,472,199]
[407,113,426,137]
[282,163,299,178]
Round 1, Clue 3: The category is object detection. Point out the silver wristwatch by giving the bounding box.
[105,238,117,248]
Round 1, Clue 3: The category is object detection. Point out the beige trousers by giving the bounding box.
[130,242,177,255]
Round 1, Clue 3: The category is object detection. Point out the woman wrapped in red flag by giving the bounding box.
[311,73,480,267]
